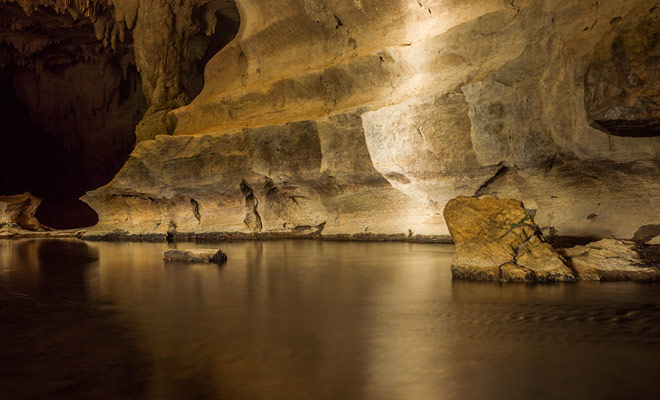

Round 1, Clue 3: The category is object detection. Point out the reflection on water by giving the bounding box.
[1,239,659,400]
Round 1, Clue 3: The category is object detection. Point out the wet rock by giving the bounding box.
[559,239,660,281]
[444,196,575,283]
[164,249,227,264]
[0,192,45,231]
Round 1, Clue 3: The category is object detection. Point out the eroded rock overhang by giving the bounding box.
[7,0,659,242]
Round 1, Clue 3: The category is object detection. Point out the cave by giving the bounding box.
[1,2,660,398]
[0,0,240,228]
[0,0,658,244]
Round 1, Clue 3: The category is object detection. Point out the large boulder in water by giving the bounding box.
[444,196,575,283]
[559,239,660,282]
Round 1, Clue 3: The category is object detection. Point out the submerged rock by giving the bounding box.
[559,239,660,282]
[444,196,575,283]
[164,249,228,264]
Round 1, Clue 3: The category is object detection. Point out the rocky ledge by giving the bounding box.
[0,192,86,239]
[559,239,660,282]
[445,195,660,283]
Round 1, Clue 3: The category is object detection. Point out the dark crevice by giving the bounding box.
[334,15,343,29]
[189,1,241,101]
[591,119,660,137]
[240,180,263,232]
[634,243,660,268]
[475,165,509,196]
[190,198,202,223]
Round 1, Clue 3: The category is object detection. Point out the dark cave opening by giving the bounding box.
[190,0,241,100]
[0,1,240,229]
[0,2,146,229]
[0,70,100,229]
[0,60,147,229]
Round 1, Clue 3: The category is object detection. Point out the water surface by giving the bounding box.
[1,239,659,399]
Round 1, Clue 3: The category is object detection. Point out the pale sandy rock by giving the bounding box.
[362,92,501,208]
[559,239,660,281]
[0,192,45,231]
[476,159,660,241]
[444,196,575,283]
[164,249,227,264]
[0,226,83,239]
[82,111,440,240]
[79,0,660,242]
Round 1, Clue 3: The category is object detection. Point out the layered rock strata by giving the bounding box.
[443,196,575,283]
[82,116,446,241]
[79,0,660,242]
[560,239,660,282]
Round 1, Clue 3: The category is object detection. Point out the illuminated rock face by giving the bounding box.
[444,196,575,283]
[74,0,659,240]
[83,115,442,239]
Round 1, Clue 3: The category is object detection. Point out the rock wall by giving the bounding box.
[0,0,241,226]
[78,0,660,241]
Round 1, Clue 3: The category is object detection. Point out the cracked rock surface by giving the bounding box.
[560,239,660,281]
[444,196,575,283]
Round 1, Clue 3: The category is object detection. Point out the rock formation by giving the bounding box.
[0,192,44,230]
[1,0,659,241]
[0,192,61,237]
[0,0,239,226]
[443,196,575,283]
[560,239,660,281]
[164,248,228,264]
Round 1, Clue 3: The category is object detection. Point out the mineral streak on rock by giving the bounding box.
[444,196,575,283]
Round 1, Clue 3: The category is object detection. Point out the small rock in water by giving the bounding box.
[164,249,228,264]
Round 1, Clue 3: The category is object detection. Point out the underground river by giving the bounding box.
[1,239,659,399]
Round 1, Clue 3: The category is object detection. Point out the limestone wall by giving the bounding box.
[83,0,660,242]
